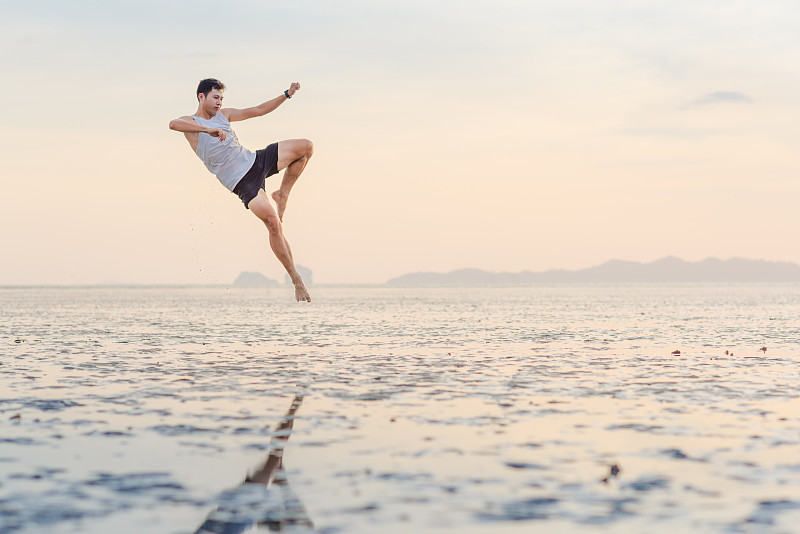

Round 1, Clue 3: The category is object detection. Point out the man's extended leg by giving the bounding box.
[248,190,311,302]
[271,138,313,221]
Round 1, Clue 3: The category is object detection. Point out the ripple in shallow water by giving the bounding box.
[1,286,799,533]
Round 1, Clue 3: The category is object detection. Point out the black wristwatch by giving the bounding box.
[284,90,292,99]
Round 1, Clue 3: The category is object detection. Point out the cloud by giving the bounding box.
[685,91,754,108]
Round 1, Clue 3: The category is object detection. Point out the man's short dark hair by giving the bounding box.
[197,78,225,101]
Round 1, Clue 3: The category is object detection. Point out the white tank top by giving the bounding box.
[191,112,256,191]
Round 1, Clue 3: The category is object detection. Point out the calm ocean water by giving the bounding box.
[1,285,799,533]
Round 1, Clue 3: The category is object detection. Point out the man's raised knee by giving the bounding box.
[303,139,314,158]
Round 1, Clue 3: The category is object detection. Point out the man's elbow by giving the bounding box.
[168,119,183,131]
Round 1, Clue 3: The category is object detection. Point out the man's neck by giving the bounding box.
[195,106,215,119]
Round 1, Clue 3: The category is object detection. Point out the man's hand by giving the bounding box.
[287,82,301,97]
[206,128,227,141]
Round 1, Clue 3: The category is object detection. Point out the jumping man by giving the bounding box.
[169,78,313,302]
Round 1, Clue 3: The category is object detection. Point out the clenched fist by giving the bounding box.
[207,127,227,141]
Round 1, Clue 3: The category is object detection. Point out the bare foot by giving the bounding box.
[294,283,311,303]
[272,191,287,221]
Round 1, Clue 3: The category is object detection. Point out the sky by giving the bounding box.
[2,0,799,285]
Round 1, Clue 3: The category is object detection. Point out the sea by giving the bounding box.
[1,285,798,533]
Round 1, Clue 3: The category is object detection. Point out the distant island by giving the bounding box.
[386,257,800,285]
[233,265,313,288]
[233,271,278,287]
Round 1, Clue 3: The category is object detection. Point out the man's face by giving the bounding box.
[200,89,223,114]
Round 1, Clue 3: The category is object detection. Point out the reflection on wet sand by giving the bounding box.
[194,395,312,533]
[3,286,800,533]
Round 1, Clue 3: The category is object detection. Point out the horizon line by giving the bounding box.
[4,256,800,287]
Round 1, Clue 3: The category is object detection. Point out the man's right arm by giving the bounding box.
[168,116,227,141]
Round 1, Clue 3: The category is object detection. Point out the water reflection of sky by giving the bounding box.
[1,286,799,532]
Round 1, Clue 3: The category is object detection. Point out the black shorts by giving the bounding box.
[232,143,280,209]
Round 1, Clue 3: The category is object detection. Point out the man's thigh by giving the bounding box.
[276,139,311,171]
[248,189,277,220]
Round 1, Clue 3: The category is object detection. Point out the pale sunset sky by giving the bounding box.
[2,0,799,284]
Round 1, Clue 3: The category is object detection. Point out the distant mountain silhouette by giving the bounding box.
[233,271,279,287]
[386,257,800,285]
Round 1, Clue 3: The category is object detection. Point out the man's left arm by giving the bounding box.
[223,82,300,122]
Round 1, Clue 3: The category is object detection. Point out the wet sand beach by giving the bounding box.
[1,286,799,533]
